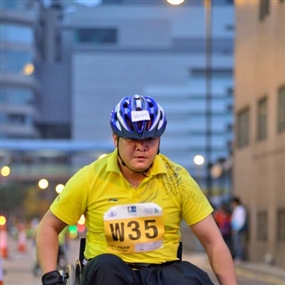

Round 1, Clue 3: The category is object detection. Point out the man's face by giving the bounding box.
[113,134,160,172]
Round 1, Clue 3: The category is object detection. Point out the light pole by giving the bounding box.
[204,0,213,199]
[166,0,213,199]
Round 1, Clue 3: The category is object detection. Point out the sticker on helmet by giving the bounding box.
[131,110,150,122]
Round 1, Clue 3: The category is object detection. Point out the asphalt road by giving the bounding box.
[2,238,285,285]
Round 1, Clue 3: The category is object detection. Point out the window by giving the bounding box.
[257,211,268,241]
[0,23,33,44]
[191,68,233,79]
[257,97,267,141]
[277,86,285,133]
[259,0,270,21]
[7,114,26,125]
[0,49,34,74]
[0,88,34,105]
[75,28,117,44]
[236,107,250,148]
[277,209,285,242]
[39,123,71,139]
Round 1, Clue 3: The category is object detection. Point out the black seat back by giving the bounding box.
[177,241,183,260]
[78,237,182,264]
[79,237,86,265]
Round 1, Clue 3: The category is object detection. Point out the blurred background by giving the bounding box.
[0,0,284,268]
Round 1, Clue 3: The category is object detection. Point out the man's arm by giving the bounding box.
[190,214,237,285]
[36,210,67,274]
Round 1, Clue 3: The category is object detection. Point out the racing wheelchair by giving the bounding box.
[62,237,86,285]
[62,238,183,285]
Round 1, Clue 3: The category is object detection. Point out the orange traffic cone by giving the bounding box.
[17,227,26,253]
[0,227,8,259]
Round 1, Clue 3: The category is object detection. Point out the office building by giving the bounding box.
[0,0,40,139]
[234,0,285,267]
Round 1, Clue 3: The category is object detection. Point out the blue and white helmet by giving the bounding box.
[110,94,167,139]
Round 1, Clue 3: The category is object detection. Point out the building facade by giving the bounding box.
[0,0,40,139]
[234,0,285,267]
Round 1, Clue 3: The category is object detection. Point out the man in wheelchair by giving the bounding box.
[36,95,237,285]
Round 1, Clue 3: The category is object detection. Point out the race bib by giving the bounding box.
[104,203,164,254]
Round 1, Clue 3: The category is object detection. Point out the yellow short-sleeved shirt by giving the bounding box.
[50,149,213,263]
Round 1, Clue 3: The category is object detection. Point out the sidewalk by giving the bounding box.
[2,237,80,285]
[183,251,285,284]
[2,239,41,285]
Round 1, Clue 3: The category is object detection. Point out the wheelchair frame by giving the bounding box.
[63,238,85,285]
[63,238,182,285]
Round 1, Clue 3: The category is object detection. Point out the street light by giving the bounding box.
[55,183,65,194]
[166,0,213,198]
[38,178,49,190]
[194,155,205,166]
[193,154,205,192]
[166,0,185,5]
[1,166,11,177]
[204,0,213,199]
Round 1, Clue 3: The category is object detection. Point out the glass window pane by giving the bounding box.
[75,28,117,44]
[0,88,34,105]
[0,24,34,44]
[257,97,267,141]
[277,86,285,133]
[0,50,34,74]
[237,107,250,148]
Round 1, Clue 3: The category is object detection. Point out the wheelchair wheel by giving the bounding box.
[64,264,76,285]
[33,265,42,276]
[75,259,83,285]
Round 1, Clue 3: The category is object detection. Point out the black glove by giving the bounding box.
[42,270,64,285]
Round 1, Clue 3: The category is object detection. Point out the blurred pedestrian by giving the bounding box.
[213,203,232,255]
[230,196,247,263]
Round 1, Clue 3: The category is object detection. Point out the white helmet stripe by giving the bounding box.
[149,104,163,132]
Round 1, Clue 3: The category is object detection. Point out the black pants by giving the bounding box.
[83,254,214,285]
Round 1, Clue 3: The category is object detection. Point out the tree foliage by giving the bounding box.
[0,183,26,218]
[0,182,50,221]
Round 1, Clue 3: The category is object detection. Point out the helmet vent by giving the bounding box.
[124,115,134,131]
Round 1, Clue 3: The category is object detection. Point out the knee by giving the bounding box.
[92,254,123,268]
[85,253,124,273]
[83,254,130,284]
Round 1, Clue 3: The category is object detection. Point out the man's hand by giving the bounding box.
[42,270,64,285]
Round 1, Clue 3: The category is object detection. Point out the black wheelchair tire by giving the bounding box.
[64,264,76,285]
